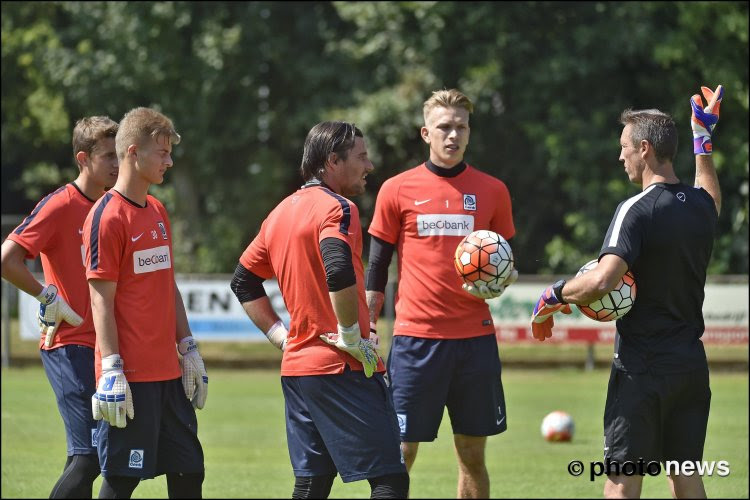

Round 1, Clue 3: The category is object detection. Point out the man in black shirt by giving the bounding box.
[530,85,723,499]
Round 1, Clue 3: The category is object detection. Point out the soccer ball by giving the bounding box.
[575,259,637,322]
[454,230,514,289]
[541,410,574,442]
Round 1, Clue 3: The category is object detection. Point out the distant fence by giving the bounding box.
[489,281,748,345]
[12,275,748,347]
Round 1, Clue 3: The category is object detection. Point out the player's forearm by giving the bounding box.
[89,280,119,356]
[0,240,43,297]
[366,290,385,325]
[241,296,281,334]
[695,154,722,216]
[559,255,628,304]
[560,273,615,305]
[174,285,192,342]
[329,284,359,328]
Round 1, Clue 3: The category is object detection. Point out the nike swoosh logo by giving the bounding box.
[131,233,144,242]
[414,199,431,206]
[496,416,506,426]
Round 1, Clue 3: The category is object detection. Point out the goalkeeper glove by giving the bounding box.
[463,269,519,300]
[319,322,379,378]
[36,284,84,347]
[530,282,572,341]
[178,336,208,410]
[691,85,723,155]
[92,354,134,428]
[265,320,288,351]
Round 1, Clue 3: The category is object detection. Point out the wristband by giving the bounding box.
[35,284,58,305]
[552,279,567,304]
[266,320,288,350]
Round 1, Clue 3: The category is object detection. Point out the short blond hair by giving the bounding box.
[116,107,181,160]
[72,116,118,165]
[423,89,474,123]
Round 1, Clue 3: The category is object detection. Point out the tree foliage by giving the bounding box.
[2,1,747,274]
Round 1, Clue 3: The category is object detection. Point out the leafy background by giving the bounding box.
[2,1,747,274]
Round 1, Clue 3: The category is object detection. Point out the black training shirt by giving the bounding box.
[599,182,718,374]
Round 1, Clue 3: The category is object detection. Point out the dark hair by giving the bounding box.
[300,121,363,182]
[619,109,678,163]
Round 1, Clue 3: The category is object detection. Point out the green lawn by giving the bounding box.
[2,366,747,498]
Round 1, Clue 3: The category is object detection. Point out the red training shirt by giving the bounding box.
[7,183,96,349]
[83,190,180,382]
[240,183,383,376]
[369,163,515,339]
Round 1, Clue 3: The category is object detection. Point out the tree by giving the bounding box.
[2,1,747,274]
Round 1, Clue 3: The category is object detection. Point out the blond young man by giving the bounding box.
[83,107,207,498]
[366,89,517,498]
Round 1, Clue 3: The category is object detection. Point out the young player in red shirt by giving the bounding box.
[231,122,408,499]
[83,107,207,499]
[366,89,517,498]
[1,116,118,498]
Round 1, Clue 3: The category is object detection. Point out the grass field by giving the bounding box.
[2,366,747,498]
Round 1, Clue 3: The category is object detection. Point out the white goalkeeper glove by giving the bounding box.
[265,320,288,351]
[462,269,519,300]
[178,336,208,409]
[36,284,84,347]
[92,354,134,428]
[319,323,380,378]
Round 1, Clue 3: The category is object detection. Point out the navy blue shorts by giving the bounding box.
[604,364,711,463]
[282,369,406,482]
[387,334,507,442]
[97,378,204,479]
[40,345,98,456]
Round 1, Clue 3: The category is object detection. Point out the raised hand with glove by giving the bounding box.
[691,85,723,155]
[319,322,380,378]
[36,284,84,348]
[92,354,134,428]
[178,336,209,410]
[463,268,519,300]
[530,280,572,341]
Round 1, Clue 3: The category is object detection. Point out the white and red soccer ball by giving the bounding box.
[454,230,514,290]
[541,410,575,442]
[575,259,637,322]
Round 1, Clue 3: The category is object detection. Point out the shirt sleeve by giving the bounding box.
[239,220,274,280]
[599,199,646,268]
[490,179,516,241]
[7,187,67,259]
[368,178,401,245]
[319,196,360,247]
[85,202,125,282]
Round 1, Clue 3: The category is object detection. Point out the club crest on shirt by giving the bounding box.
[158,221,168,239]
[129,449,144,469]
[463,194,476,211]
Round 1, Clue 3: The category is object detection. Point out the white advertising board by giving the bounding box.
[19,279,748,343]
[19,278,289,342]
